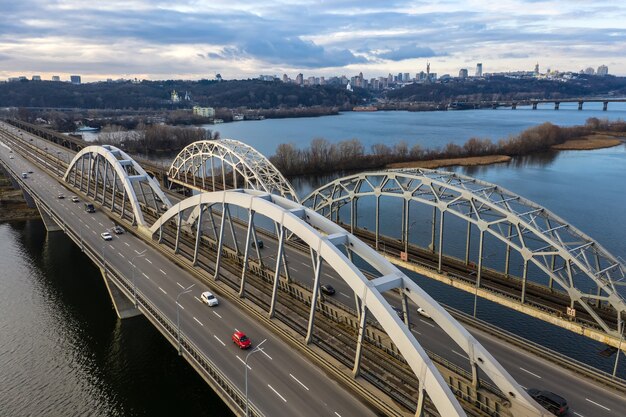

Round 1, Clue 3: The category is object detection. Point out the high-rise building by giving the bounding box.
[32,75,41,81]
[458,69,468,79]
[597,65,608,76]
[282,74,289,83]
[70,75,81,84]
[295,73,304,85]
[51,75,60,82]
[584,67,595,75]
[475,63,483,77]
[534,63,539,75]
[397,72,403,82]
[404,73,410,82]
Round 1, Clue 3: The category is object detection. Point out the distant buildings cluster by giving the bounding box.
[6,74,81,84]
[263,62,610,91]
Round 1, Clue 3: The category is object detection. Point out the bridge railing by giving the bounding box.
[0,154,265,417]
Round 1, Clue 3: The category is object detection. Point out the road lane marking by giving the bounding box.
[194,296,201,303]
[176,282,184,289]
[334,413,343,417]
[267,385,287,402]
[124,242,130,247]
[159,268,166,275]
[289,374,309,390]
[145,258,152,264]
[142,273,150,280]
[213,335,225,346]
[585,398,610,411]
[261,350,273,360]
[519,367,542,379]
[237,356,252,370]
[291,267,298,272]
[118,252,125,258]
[134,249,142,254]
[108,244,114,250]
[176,302,185,310]
[98,222,103,226]
[85,224,90,229]
[158,287,167,294]
[573,412,584,417]
[213,311,222,319]
[193,317,203,326]
[339,292,351,298]
[128,261,134,267]
[451,350,469,360]
[420,319,435,328]
[92,230,96,235]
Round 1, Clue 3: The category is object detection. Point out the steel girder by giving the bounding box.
[150,189,545,417]
[64,145,172,227]
[302,169,626,336]
[168,140,299,201]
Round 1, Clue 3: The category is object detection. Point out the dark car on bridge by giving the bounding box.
[320,283,335,295]
[232,331,251,349]
[251,239,264,249]
[528,388,568,416]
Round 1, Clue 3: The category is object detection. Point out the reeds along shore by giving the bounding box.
[271,118,626,176]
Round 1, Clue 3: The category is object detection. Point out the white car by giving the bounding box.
[417,307,431,318]
[200,291,219,307]
[100,232,113,241]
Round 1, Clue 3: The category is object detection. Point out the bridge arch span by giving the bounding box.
[64,145,172,227]
[150,189,543,417]
[168,139,299,201]
[302,169,626,339]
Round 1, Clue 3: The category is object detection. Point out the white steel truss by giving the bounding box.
[168,139,299,201]
[302,169,626,337]
[150,189,545,417]
[64,145,172,227]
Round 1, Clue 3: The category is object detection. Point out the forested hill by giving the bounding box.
[0,79,370,109]
[385,75,626,102]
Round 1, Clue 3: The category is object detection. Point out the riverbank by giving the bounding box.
[551,133,624,150]
[0,172,40,222]
[387,155,512,169]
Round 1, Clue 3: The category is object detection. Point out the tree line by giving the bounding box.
[270,118,626,176]
[96,124,219,154]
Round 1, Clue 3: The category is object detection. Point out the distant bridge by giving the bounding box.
[490,98,626,111]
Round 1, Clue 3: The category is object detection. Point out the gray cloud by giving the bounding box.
[376,45,440,61]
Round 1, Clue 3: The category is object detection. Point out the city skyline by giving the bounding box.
[1,1,625,82]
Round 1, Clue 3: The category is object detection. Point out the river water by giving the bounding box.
[3,107,626,414]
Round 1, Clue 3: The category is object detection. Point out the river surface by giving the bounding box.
[4,109,626,415]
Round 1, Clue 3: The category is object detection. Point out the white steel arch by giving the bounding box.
[64,145,172,227]
[150,189,544,417]
[168,139,299,201]
[303,169,626,338]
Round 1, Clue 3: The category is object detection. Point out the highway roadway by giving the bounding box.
[2,122,626,416]
[0,140,379,417]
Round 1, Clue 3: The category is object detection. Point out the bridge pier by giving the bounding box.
[604,101,608,111]
[532,102,537,110]
[554,102,560,110]
[511,103,517,110]
[578,101,583,111]
[100,268,141,319]
[34,200,63,232]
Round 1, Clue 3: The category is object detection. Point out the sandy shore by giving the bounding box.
[387,155,512,169]
[551,134,624,150]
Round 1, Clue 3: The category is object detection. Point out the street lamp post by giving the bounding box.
[176,283,195,355]
[245,338,267,417]
[131,249,147,306]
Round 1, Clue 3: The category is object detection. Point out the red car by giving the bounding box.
[232,331,251,349]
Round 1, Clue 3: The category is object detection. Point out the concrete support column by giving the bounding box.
[238,210,254,297]
[476,230,485,288]
[549,255,556,290]
[305,253,323,344]
[352,301,368,377]
[430,206,437,252]
[603,101,608,111]
[225,206,240,255]
[350,197,356,234]
[555,102,560,110]
[437,210,445,273]
[504,223,512,277]
[578,101,583,111]
[174,210,183,254]
[269,224,285,318]
[521,259,528,303]
[111,171,118,213]
[532,102,537,110]
[465,221,472,265]
[401,291,410,327]
[403,198,410,256]
[375,195,380,251]
[101,162,108,205]
[213,203,227,281]
[193,204,204,265]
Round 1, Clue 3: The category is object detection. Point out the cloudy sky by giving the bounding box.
[1,0,625,82]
